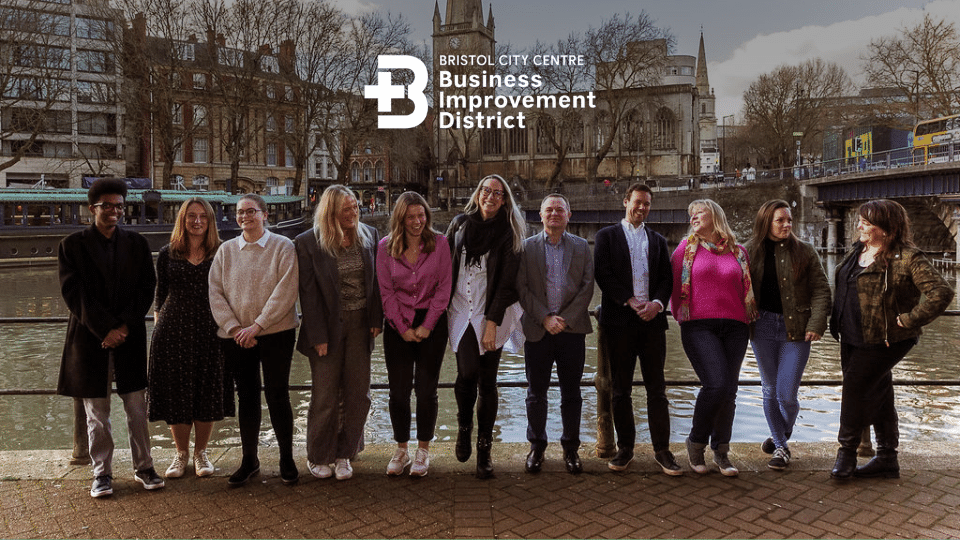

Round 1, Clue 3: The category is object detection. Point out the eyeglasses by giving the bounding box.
[93,202,124,212]
[236,208,263,217]
[479,186,504,200]
[186,213,209,222]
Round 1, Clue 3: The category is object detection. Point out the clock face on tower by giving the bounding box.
[449,36,461,49]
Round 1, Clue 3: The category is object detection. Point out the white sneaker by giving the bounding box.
[308,460,332,479]
[165,450,187,478]
[194,449,214,477]
[335,458,353,480]
[410,448,430,477]
[386,448,411,476]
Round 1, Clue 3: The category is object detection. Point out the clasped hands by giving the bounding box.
[628,297,661,322]
[101,324,129,349]
[400,326,432,343]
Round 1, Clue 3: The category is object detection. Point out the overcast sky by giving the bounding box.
[333,0,960,120]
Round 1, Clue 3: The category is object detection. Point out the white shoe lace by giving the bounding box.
[194,449,214,476]
[166,451,187,477]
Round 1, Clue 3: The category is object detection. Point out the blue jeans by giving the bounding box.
[750,310,811,449]
[680,319,749,449]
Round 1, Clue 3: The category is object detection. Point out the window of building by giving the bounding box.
[284,86,293,101]
[218,48,243,68]
[176,43,195,61]
[261,56,278,73]
[172,103,182,125]
[620,109,642,152]
[536,117,555,154]
[173,144,183,163]
[193,138,208,163]
[266,114,276,132]
[285,116,294,132]
[375,160,384,182]
[481,129,502,155]
[351,162,361,182]
[569,116,584,153]
[76,17,112,40]
[77,50,113,73]
[506,126,527,154]
[77,112,113,135]
[193,105,207,127]
[363,161,371,182]
[284,178,294,195]
[267,143,277,166]
[76,81,112,104]
[285,148,294,167]
[192,175,209,189]
[653,107,676,150]
[193,73,205,89]
[265,84,275,99]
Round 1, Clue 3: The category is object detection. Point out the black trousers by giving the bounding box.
[454,324,502,437]
[383,311,448,443]
[524,332,585,453]
[222,329,296,462]
[602,322,671,452]
[838,338,915,451]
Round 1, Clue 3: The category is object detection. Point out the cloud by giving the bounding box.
[711,0,960,120]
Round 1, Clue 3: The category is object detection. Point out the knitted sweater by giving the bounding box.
[670,238,750,324]
[209,230,300,338]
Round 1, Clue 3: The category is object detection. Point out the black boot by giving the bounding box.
[854,450,899,478]
[830,448,857,480]
[475,436,494,479]
[455,416,473,463]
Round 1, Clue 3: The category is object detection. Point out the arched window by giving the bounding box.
[595,111,611,150]
[569,114,584,153]
[536,116,554,154]
[653,107,676,150]
[363,161,372,182]
[620,109,642,152]
[351,162,361,183]
[375,160,384,182]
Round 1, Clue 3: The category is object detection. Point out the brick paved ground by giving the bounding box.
[1,443,959,539]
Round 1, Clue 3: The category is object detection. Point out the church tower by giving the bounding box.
[696,32,719,175]
[432,0,495,62]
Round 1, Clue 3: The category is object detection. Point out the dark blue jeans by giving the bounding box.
[680,319,749,449]
[751,310,811,449]
[524,332,586,453]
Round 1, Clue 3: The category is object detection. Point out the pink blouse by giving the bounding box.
[376,234,452,334]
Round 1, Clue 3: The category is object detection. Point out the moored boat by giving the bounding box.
[0,189,308,263]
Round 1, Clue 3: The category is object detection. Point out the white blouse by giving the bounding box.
[448,249,522,354]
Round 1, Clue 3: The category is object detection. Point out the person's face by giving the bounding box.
[90,193,124,232]
[540,197,570,232]
[768,207,792,242]
[690,205,715,238]
[338,195,359,231]
[623,189,652,226]
[184,202,209,240]
[403,204,427,239]
[857,216,885,247]
[477,178,505,220]
[236,198,266,233]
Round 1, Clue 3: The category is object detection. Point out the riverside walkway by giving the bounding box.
[2,442,959,539]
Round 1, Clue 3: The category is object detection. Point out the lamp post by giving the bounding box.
[722,114,734,179]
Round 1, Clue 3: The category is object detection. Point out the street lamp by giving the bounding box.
[722,114,734,178]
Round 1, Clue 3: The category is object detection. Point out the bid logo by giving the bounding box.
[364,55,428,129]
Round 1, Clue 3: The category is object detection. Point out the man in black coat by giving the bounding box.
[57,179,162,498]
[594,183,680,475]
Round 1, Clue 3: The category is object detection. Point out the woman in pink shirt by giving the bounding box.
[671,199,757,477]
[377,192,452,478]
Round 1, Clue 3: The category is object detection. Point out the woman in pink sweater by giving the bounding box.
[671,199,757,477]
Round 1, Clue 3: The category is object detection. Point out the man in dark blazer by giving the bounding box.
[57,179,162,498]
[594,183,680,475]
[518,194,594,474]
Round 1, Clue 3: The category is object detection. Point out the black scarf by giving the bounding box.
[463,207,510,267]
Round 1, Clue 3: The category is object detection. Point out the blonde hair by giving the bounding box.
[688,199,737,245]
[169,197,221,260]
[462,174,526,252]
[313,184,372,256]
[387,191,437,259]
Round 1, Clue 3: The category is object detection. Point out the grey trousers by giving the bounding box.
[82,357,153,477]
[306,309,372,465]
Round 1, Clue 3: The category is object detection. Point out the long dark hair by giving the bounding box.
[748,199,802,276]
[858,199,915,267]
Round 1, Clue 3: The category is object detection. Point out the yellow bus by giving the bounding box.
[913,114,960,164]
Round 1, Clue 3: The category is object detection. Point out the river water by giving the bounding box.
[1,258,959,452]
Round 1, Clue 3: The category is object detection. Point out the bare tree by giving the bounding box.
[583,12,673,182]
[863,13,960,120]
[527,35,591,188]
[107,0,199,189]
[741,58,851,169]
[0,1,73,174]
[273,0,344,197]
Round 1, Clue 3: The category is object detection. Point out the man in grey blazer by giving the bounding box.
[517,194,594,474]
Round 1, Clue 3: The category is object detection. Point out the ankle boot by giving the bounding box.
[475,436,493,479]
[854,449,899,478]
[830,448,857,480]
[455,416,473,463]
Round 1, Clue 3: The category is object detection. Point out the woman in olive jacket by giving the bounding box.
[829,199,953,480]
[746,200,831,471]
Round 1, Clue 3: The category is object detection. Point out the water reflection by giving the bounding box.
[1,264,959,451]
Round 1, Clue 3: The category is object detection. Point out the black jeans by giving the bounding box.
[383,311,448,443]
[454,324,502,437]
[525,332,585,453]
[838,339,915,451]
[222,329,296,462]
[603,322,671,452]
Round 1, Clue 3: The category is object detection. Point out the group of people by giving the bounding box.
[57,176,953,499]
